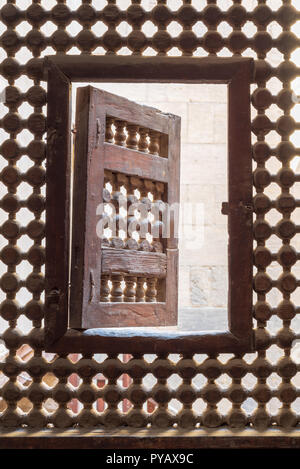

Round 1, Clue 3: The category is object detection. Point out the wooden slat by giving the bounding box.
[103,143,168,182]
[101,248,167,278]
[45,55,255,84]
[45,59,71,345]
[85,302,167,328]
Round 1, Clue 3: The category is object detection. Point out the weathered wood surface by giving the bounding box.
[101,248,167,278]
[44,55,255,84]
[103,143,168,182]
[1,428,300,449]
[45,59,71,345]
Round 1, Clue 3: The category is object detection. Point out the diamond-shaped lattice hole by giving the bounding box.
[217,22,232,38]
[217,47,232,57]
[17,397,33,414]
[242,48,257,59]
[291,21,300,38]
[68,353,82,364]
[143,355,156,364]
[16,21,32,36]
[291,397,300,413]
[17,182,33,200]
[116,21,132,37]
[66,21,83,37]
[142,373,157,390]
[267,372,282,389]
[16,208,35,227]
[192,21,207,36]
[266,397,281,415]
[15,48,33,65]
[40,0,56,10]
[291,104,300,121]
[68,398,83,414]
[241,398,257,414]
[119,399,133,413]
[40,22,57,37]
[0,397,7,413]
[267,21,283,39]
[68,373,82,389]
[167,22,183,37]
[265,209,282,226]
[118,47,131,55]
[165,0,182,10]
[66,0,81,10]
[192,398,207,414]
[194,354,209,364]
[43,398,59,414]
[118,373,132,389]
[291,130,300,148]
[142,21,157,38]
[266,49,284,68]
[191,374,207,389]
[91,21,108,35]
[16,371,32,388]
[168,47,182,56]
[290,314,300,334]
[42,372,59,388]
[116,0,131,10]
[0,371,9,387]
[215,374,232,390]
[168,399,183,415]
[93,353,108,363]
[194,47,209,57]
[218,0,233,10]
[242,22,257,38]
[241,0,257,10]
[217,398,232,415]
[144,398,157,414]
[266,319,284,339]
[16,344,34,363]
[267,77,282,95]
[266,0,282,11]
[291,343,300,367]
[16,261,33,281]
[167,374,182,390]
[265,156,282,174]
[241,373,257,390]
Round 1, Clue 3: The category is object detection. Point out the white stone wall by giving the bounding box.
[78,82,228,316]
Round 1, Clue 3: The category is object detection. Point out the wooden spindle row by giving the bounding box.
[105,116,164,157]
[101,170,166,252]
[100,275,160,303]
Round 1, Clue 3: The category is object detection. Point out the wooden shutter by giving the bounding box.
[70,86,180,329]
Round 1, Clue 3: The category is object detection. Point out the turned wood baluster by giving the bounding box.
[105,116,114,143]
[123,276,136,302]
[151,181,165,253]
[100,274,110,302]
[126,124,139,149]
[138,127,149,153]
[110,274,123,302]
[145,277,157,302]
[148,130,160,155]
[114,119,126,146]
[135,277,145,302]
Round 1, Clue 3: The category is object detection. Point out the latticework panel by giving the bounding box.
[0,0,300,431]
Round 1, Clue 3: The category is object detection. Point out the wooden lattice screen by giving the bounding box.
[0,0,300,448]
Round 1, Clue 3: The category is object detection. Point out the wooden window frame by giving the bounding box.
[45,55,255,354]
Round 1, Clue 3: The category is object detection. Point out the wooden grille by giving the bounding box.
[0,0,300,434]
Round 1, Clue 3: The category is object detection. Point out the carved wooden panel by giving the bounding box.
[70,86,180,328]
